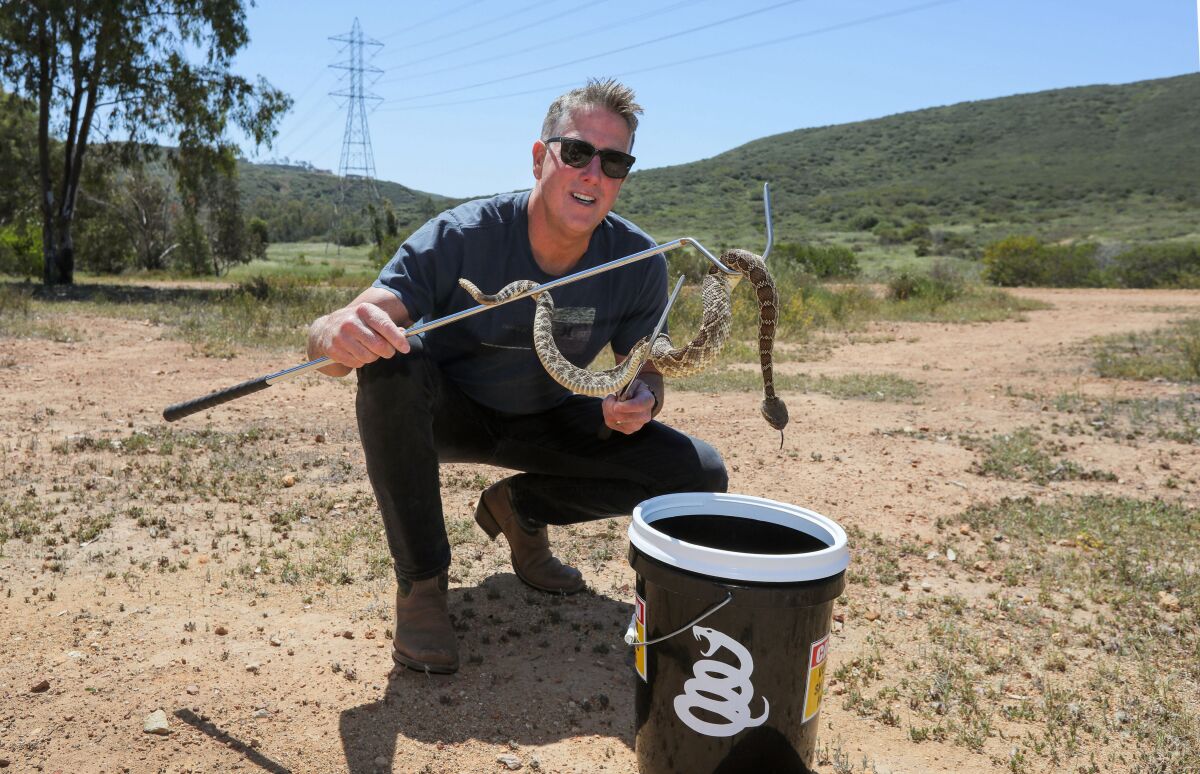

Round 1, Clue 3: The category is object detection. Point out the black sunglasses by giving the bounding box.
[544,136,636,179]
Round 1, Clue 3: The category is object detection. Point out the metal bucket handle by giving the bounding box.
[623,591,733,648]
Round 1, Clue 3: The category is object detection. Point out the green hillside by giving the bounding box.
[7,74,1197,276]
[211,73,1200,251]
[614,73,1200,249]
[237,161,458,243]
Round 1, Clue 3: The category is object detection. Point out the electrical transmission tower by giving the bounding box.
[329,18,383,249]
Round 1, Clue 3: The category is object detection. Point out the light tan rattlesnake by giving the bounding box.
[459,248,788,436]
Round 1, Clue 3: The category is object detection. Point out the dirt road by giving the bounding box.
[1,288,1197,773]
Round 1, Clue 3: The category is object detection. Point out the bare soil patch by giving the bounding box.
[1,288,1197,773]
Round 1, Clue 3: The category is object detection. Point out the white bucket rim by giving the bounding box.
[629,492,850,584]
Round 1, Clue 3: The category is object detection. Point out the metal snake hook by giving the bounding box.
[162,184,776,422]
[762,182,774,263]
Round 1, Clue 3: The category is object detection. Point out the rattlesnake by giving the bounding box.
[459,248,788,437]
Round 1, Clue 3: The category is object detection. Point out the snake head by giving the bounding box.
[761,397,788,431]
[691,626,719,655]
[762,397,789,449]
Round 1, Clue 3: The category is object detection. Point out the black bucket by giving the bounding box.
[625,493,849,774]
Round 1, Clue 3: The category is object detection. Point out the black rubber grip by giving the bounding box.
[162,376,272,422]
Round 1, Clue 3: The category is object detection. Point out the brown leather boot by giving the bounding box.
[392,571,459,674]
[474,481,585,594]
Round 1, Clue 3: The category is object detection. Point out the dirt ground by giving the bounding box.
[1,287,1198,773]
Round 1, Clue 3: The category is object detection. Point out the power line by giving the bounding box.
[282,68,335,117]
[377,0,967,113]
[279,103,343,161]
[375,78,580,113]
[376,0,689,85]
[380,0,815,105]
[270,71,338,148]
[373,0,544,68]
[376,0,488,41]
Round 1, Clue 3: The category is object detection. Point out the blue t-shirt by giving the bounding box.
[373,191,665,414]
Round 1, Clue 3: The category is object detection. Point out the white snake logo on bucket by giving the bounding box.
[673,626,769,737]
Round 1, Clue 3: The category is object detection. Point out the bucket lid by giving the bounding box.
[629,492,849,584]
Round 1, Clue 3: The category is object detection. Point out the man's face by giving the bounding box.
[532,106,632,239]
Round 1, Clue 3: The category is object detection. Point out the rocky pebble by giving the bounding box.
[1157,591,1181,612]
[143,709,170,735]
[496,754,522,770]
[30,680,50,693]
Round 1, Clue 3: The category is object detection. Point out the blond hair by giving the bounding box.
[541,78,643,149]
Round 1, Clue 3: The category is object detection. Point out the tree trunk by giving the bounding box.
[44,216,75,285]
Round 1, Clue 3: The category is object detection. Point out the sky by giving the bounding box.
[233,0,1200,199]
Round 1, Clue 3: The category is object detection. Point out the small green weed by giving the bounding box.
[0,494,54,547]
[961,496,1200,770]
[1050,392,1200,445]
[972,427,1114,483]
[1093,318,1200,382]
[75,512,113,543]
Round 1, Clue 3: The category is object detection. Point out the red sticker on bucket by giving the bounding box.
[802,633,830,724]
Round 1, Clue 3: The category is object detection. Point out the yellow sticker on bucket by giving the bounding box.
[635,594,648,682]
[802,633,830,723]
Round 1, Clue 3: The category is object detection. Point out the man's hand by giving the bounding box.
[602,379,656,435]
[307,289,411,377]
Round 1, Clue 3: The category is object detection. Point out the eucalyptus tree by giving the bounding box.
[0,1,290,284]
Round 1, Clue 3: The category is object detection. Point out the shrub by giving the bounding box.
[886,272,962,304]
[247,217,269,261]
[0,223,41,277]
[981,236,1046,286]
[1112,242,1200,288]
[933,230,971,255]
[371,233,404,267]
[900,222,932,243]
[850,212,880,231]
[982,236,1101,287]
[76,210,135,274]
[872,222,904,245]
[1045,242,1101,287]
[773,242,859,279]
[172,212,212,275]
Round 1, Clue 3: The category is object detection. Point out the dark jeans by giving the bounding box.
[355,340,728,582]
